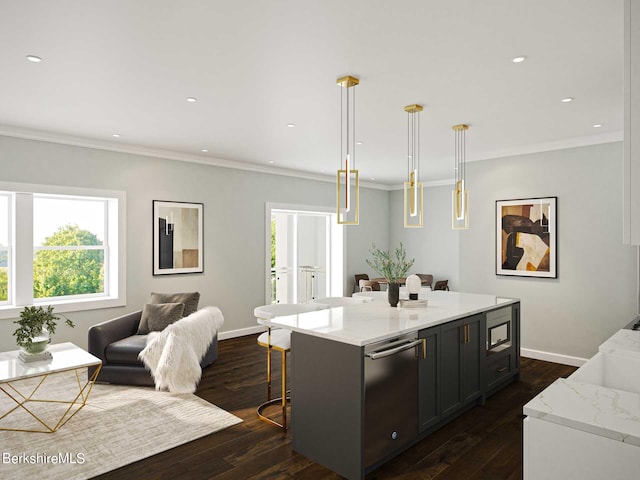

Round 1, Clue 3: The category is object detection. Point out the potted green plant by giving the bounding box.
[13,305,75,354]
[366,243,415,307]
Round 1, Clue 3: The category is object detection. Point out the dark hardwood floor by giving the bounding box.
[94,335,576,480]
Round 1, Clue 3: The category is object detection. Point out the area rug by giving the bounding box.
[0,372,242,479]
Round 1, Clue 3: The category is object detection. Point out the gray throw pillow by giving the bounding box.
[137,302,185,334]
[150,291,200,317]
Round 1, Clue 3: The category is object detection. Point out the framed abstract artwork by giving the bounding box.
[153,200,203,275]
[496,197,557,278]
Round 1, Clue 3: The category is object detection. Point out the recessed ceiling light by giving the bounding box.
[186,97,197,103]
[112,133,121,138]
[268,160,274,164]
[356,141,363,145]
[369,177,376,181]
[512,56,527,63]
[287,123,296,128]
[201,149,209,152]
[26,55,42,63]
[593,124,603,128]
[561,97,574,103]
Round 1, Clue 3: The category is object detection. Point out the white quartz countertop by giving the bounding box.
[599,328,640,358]
[523,377,640,447]
[524,327,640,446]
[262,291,518,346]
[0,342,101,383]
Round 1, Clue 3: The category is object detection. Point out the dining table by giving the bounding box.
[370,277,406,286]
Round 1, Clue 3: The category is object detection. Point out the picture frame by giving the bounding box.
[153,200,203,275]
[496,197,557,278]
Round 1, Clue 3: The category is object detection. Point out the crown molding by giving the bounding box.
[467,130,623,163]
[0,124,622,193]
[0,125,389,191]
[389,178,455,191]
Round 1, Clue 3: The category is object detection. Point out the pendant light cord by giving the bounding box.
[462,126,466,183]
[340,83,356,169]
[352,86,356,169]
[407,111,410,179]
[417,108,420,176]
[340,84,343,168]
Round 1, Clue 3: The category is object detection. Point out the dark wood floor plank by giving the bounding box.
[93,334,576,480]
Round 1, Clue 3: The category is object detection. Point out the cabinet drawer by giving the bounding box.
[486,353,512,389]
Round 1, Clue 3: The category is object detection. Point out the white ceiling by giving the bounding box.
[0,0,623,186]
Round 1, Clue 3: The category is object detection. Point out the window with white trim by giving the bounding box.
[0,183,125,318]
[33,195,108,300]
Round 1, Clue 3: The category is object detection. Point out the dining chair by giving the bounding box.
[353,274,369,293]
[433,280,450,291]
[359,280,381,291]
[254,302,329,430]
[417,274,434,290]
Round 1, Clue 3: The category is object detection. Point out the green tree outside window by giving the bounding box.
[0,268,7,301]
[0,249,8,301]
[33,224,104,298]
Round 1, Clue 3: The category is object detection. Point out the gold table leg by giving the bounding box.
[0,364,102,433]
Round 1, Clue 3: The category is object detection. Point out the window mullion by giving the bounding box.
[34,245,105,251]
[103,199,110,296]
[14,193,34,306]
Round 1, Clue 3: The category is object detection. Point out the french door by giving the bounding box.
[267,205,344,304]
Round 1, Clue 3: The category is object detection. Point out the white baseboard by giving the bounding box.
[218,325,266,340]
[521,348,588,367]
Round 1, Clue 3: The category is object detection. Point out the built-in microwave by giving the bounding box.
[486,306,512,354]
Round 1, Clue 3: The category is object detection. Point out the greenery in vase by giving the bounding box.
[366,243,415,284]
[13,305,75,349]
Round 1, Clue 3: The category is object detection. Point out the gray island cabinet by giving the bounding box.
[265,292,520,480]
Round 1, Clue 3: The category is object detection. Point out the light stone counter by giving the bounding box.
[523,377,640,447]
[525,328,640,446]
[263,291,517,346]
[599,328,640,358]
[523,327,640,479]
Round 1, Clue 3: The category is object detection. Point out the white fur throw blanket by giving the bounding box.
[139,306,224,393]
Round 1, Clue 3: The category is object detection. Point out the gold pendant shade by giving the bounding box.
[452,124,469,230]
[336,75,359,225]
[404,104,424,228]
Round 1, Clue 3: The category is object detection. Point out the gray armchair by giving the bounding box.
[88,309,218,386]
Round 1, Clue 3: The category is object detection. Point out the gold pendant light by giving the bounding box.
[452,124,469,230]
[336,75,359,225]
[404,104,424,228]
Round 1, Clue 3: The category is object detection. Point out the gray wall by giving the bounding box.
[392,142,637,362]
[1,135,635,363]
[458,142,637,360]
[0,135,389,351]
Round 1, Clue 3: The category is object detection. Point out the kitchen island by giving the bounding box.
[263,291,521,479]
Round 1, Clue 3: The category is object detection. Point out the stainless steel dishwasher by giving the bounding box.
[364,333,423,468]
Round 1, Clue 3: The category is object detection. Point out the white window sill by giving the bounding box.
[0,296,126,320]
